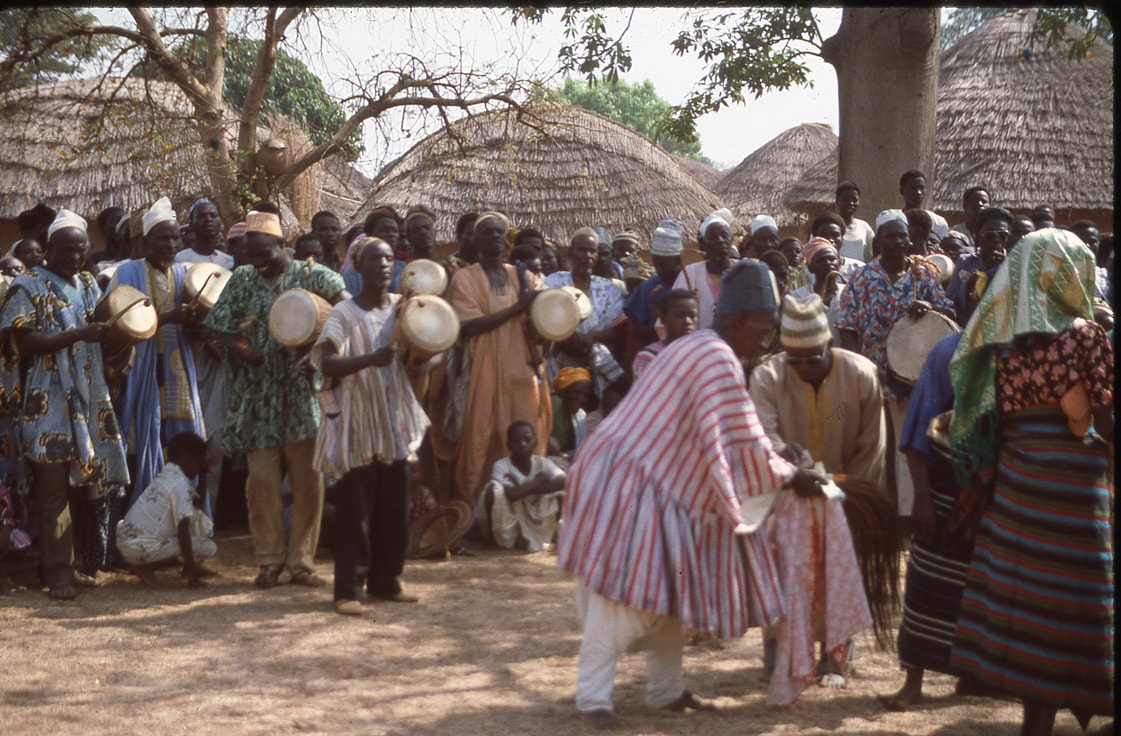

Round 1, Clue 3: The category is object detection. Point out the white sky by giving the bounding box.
[304,6,844,175]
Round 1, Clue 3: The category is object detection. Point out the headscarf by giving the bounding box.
[801,237,837,267]
[874,209,907,231]
[594,227,611,246]
[948,228,1097,489]
[348,236,385,267]
[189,198,216,220]
[571,226,598,243]
[552,366,592,393]
[750,214,777,236]
[227,222,248,240]
[340,231,368,273]
[47,209,88,240]
[474,211,509,233]
[699,208,733,239]
[142,196,178,236]
[404,207,434,232]
[714,258,778,316]
[6,239,23,257]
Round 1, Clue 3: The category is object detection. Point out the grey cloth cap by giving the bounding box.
[714,258,779,316]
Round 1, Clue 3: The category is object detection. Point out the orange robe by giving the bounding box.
[446,264,551,504]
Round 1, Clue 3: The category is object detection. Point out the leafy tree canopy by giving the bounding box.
[0,8,111,92]
[551,77,708,161]
[136,35,362,159]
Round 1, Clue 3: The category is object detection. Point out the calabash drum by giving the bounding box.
[268,288,332,348]
[398,258,448,296]
[529,287,583,342]
[886,310,960,386]
[93,284,158,360]
[182,262,231,323]
[397,294,460,360]
[926,253,955,286]
[560,285,593,320]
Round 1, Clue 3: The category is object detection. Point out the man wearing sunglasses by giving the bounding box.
[749,292,886,706]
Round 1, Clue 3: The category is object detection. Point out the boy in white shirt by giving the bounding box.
[476,421,566,551]
[116,432,217,587]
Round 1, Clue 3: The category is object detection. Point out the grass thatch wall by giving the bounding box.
[0,77,369,244]
[933,8,1113,216]
[354,102,727,248]
[673,155,723,191]
[715,123,837,231]
[782,10,1114,229]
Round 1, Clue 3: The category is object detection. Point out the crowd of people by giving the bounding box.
[0,167,1113,735]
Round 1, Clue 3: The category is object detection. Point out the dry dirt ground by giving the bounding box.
[0,530,1107,736]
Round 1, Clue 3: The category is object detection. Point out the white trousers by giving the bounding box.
[574,583,684,713]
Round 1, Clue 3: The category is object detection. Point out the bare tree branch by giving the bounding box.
[237,7,305,172]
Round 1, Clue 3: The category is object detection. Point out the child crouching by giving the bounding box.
[116,432,216,587]
[476,421,566,551]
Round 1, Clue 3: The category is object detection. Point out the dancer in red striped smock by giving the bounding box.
[557,259,830,730]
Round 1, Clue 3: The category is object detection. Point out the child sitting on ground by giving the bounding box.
[476,421,566,552]
[116,431,217,587]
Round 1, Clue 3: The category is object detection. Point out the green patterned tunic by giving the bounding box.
[202,260,345,452]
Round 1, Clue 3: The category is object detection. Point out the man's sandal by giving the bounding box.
[253,564,282,589]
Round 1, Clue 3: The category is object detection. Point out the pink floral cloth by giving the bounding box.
[767,492,873,706]
[995,318,1113,415]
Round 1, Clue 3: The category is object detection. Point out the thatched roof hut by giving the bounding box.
[354,102,727,248]
[673,155,723,191]
[933,9,1113,223]
[715,122,837,232]
[783,10,1114,228]
[0,77,368,245]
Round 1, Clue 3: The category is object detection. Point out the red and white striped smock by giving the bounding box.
[557,329,797,639]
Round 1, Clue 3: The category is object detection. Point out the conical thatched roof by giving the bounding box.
[0,77,368,225]
[715,122,837,230]
[0,77,213,218]
[354,102,727,247]
[673,155,722,191]
[932,8,1113,214]
[783,10,1114,221]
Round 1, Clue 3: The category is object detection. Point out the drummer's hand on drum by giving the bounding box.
[906,299,932,319]
[368,345,398,368]
[222,333,265,367]
[514,287,540,312]
[75,322,109,344]
[160,304,196,326]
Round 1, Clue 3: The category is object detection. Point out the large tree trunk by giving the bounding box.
[822,8,940,222]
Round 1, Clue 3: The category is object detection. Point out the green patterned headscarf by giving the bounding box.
[948,228,1097,487]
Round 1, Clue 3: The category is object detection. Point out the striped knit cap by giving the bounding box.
[780,293,831,349]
